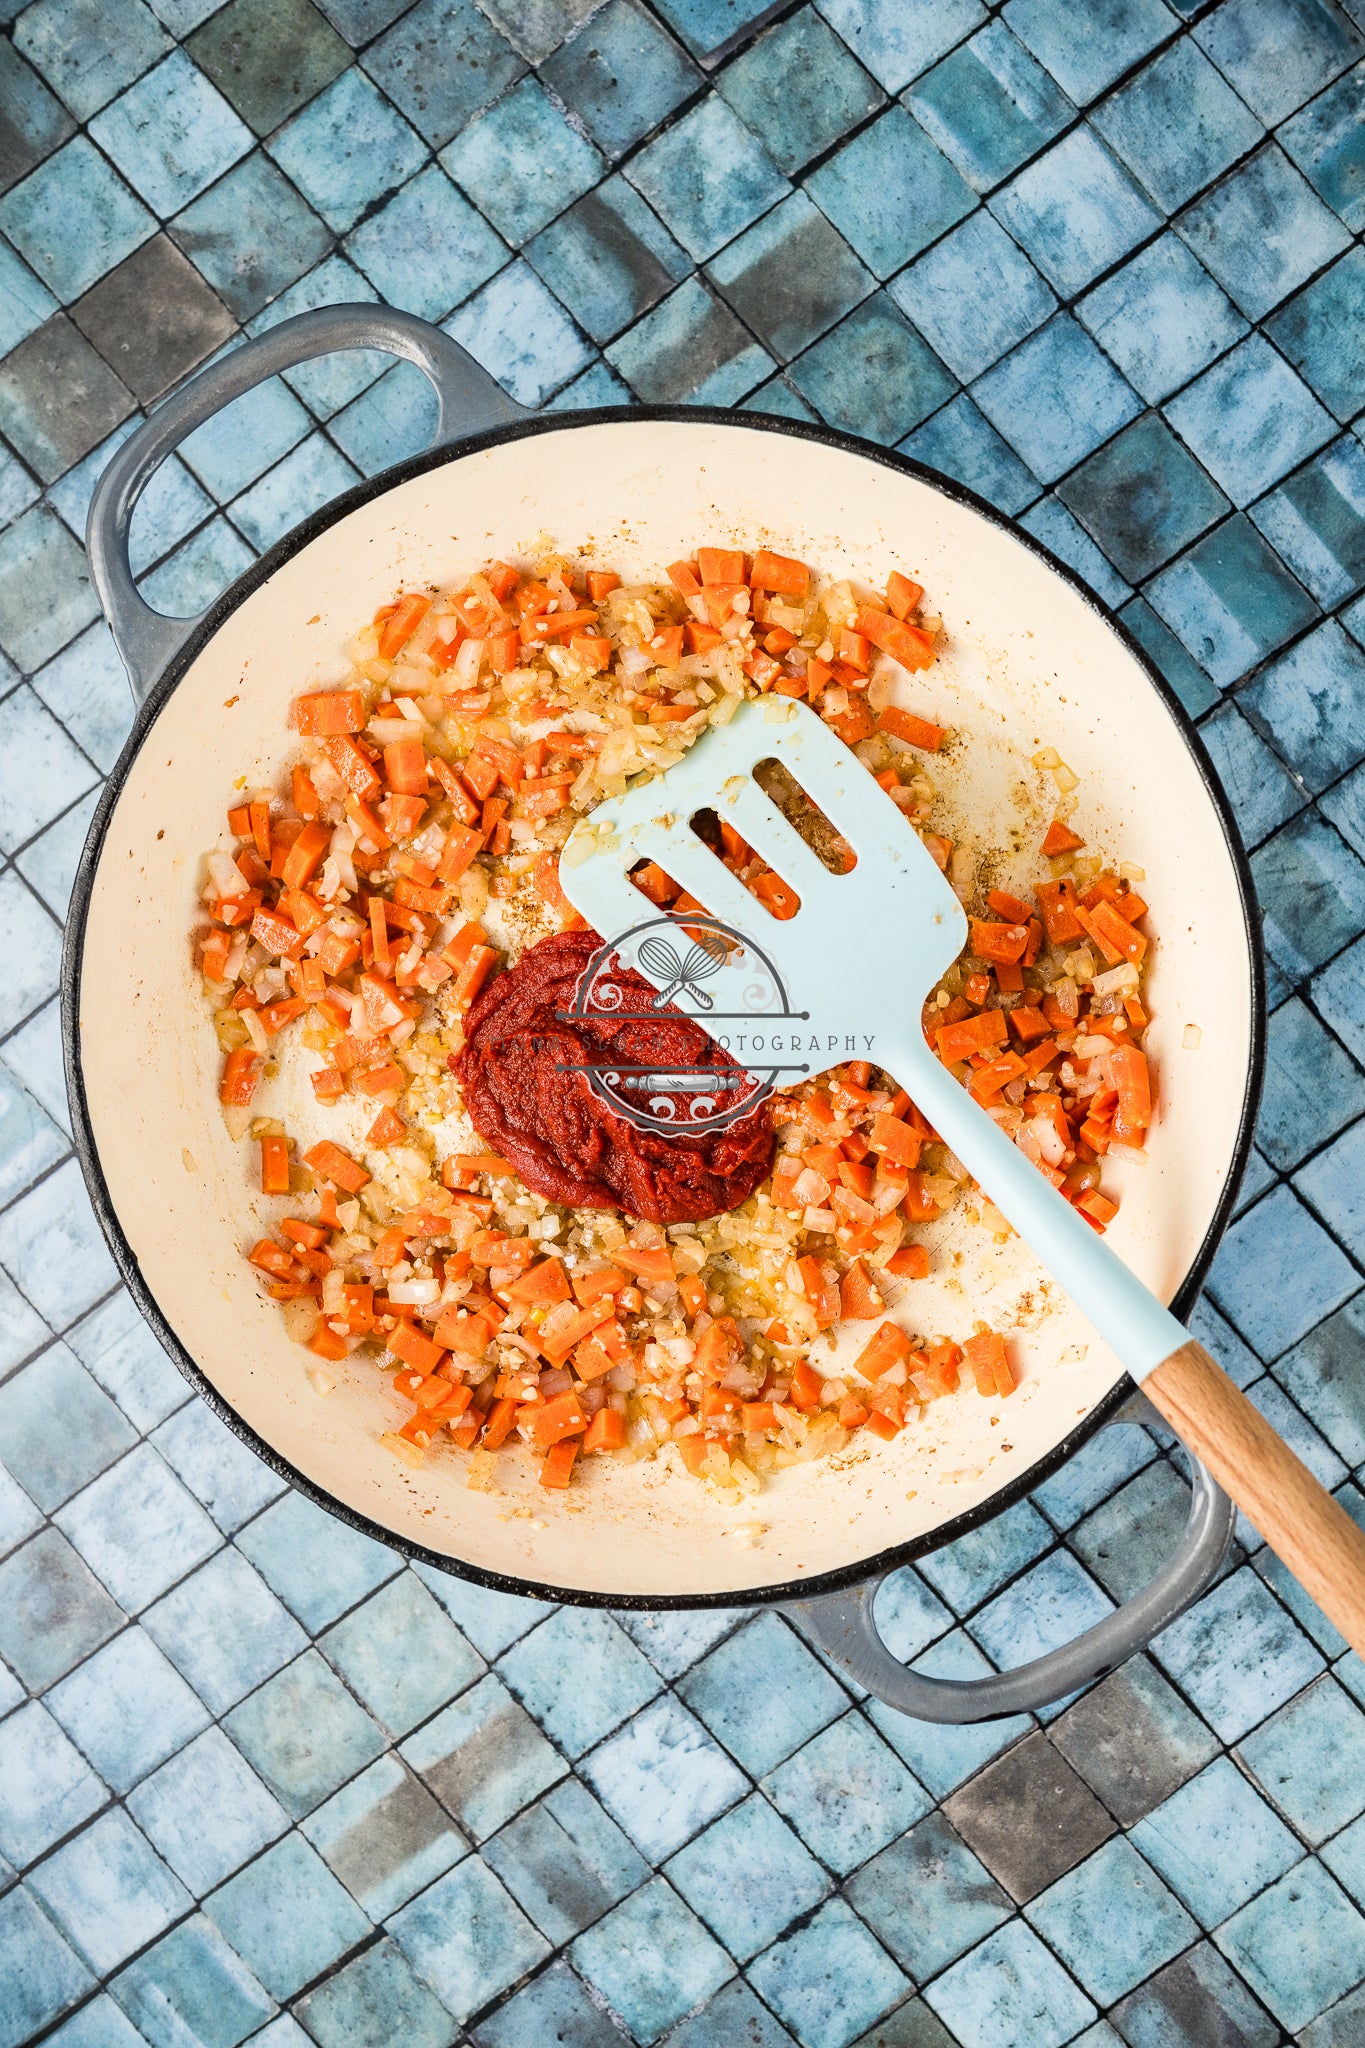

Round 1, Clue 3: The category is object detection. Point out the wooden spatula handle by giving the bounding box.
[1144,1339,1365,1655]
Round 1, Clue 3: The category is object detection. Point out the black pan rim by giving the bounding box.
[62,402,1267,1616]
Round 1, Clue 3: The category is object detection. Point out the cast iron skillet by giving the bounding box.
[65,307,1260,1720]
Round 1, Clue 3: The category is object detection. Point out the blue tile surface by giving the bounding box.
[6,7,1365,2040]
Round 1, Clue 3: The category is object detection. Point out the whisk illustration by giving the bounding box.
[636,928,729,1009]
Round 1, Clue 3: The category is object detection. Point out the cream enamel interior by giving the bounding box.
[76,419,1254,1601]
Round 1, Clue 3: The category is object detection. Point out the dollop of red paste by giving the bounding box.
[452,929,774,1223]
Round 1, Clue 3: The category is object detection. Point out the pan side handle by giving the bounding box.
[781,1396,1234,1724]
[87,304,528,705]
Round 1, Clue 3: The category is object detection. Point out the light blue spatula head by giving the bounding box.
[557,696,967,1089]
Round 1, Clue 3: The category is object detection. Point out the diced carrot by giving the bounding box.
[632,861,680,907]
[877,705,943,751]
[796,1255,839,1329]
[936,1010,1009,1063]
[968,1052,1027,1105]
[248,799,272,862]
[586,570,620,601]
[840,1260,885,1318]
[367,1105,405,1147]
[303,1139,370,1194]
[383,738,428,796]
[220,1047,261,1106]
[853,606,936,672]
[697,546,745,586]
[228,803,250,837]
[885,571,923,620]
[324,734,383,801]
[963,1329,1015,1398]
[865,1411,900,1441]
[887,1244,930,1280]
[1034,878,1084,945]
[694,1316,741,1377]
[1083,897,1148,966]
[667,559,702,598]
[280,820,329,889]
[571,633,611,669]
[387,1320,445,1374]
[611,1242,675,1287]
[378,592,430,660]
[684,620,724,654]
[1041,818,1084,856]
[540,1439,580,1487]
[868,1111,922,1167]
[837,626,870,671]
[507,1257,571,1306]
[970,918,1029,964]
[838,1394,870,1428]
[1077,1189,1119,1227]
[308,1318,348,1362]
[531,1390,588,1448]
[542,1301,614,1363]
[297,690,364,736]
[749,549,809,596]
[648,625,685,667]
[824,698,877,746]
[260,1134,290,1196]
[1111,1044,1151,1135]
[479,1397,517,1450]
[250,905,305,959]
[584,1409,626,1452]
[854,1321,912,1380]
[310,1066,346,1103]
[751,869,800,919]
[789,1360,824,1410]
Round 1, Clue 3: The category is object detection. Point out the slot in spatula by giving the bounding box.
[559,694,1365,1654]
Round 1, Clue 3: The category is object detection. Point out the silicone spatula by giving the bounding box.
[559,693,1365,1654]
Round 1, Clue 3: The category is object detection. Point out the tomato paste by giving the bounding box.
[453,930,774,1222]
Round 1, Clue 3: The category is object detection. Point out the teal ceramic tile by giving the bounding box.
[388,1857,551,2024]
[1178,144,1352,321]
[925,1919,1096,2048]
[205,1832,370,2001]
[12,0,171,122]
[482,1777,648,1946]
[1003,0,1177,105]
[748,1897,908,2048]
[319,1570,485,1738]
[1194,0,1363,125]
[0,1701,105,1868]
[497,1606,660,1757]
[0,1885,95,2048]
[1215,1858,1365,2033]
[625,94,789,263]
[717,9,884,175]
[361,0,525,149]
[666,1793,829,1960]
[1282,58,1365,230]
[582,1694,746,1862]
[1269,245,1365,422]
[400,1672,567,1843]
[29,1810,190,1976]
[815,0,986,95]
[1092,35,1263,212]
[223,1649,387,1819]
[441,77,603,246]
[1131,1756,1303,1924]
[296,1937,458,2048]
[806,106,975,277]
[301,1754,466,1921]
[111,1911,276,2048]
[763,1712,931,1876]
[677,1612,847,1776]
[47,1627,208,1794]
[128,1727,289,1896]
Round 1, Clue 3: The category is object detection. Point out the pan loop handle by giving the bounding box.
[86,304,528,707]
[781,1393,1234,1724]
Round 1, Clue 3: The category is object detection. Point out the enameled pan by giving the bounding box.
[65,307,1260,1721]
